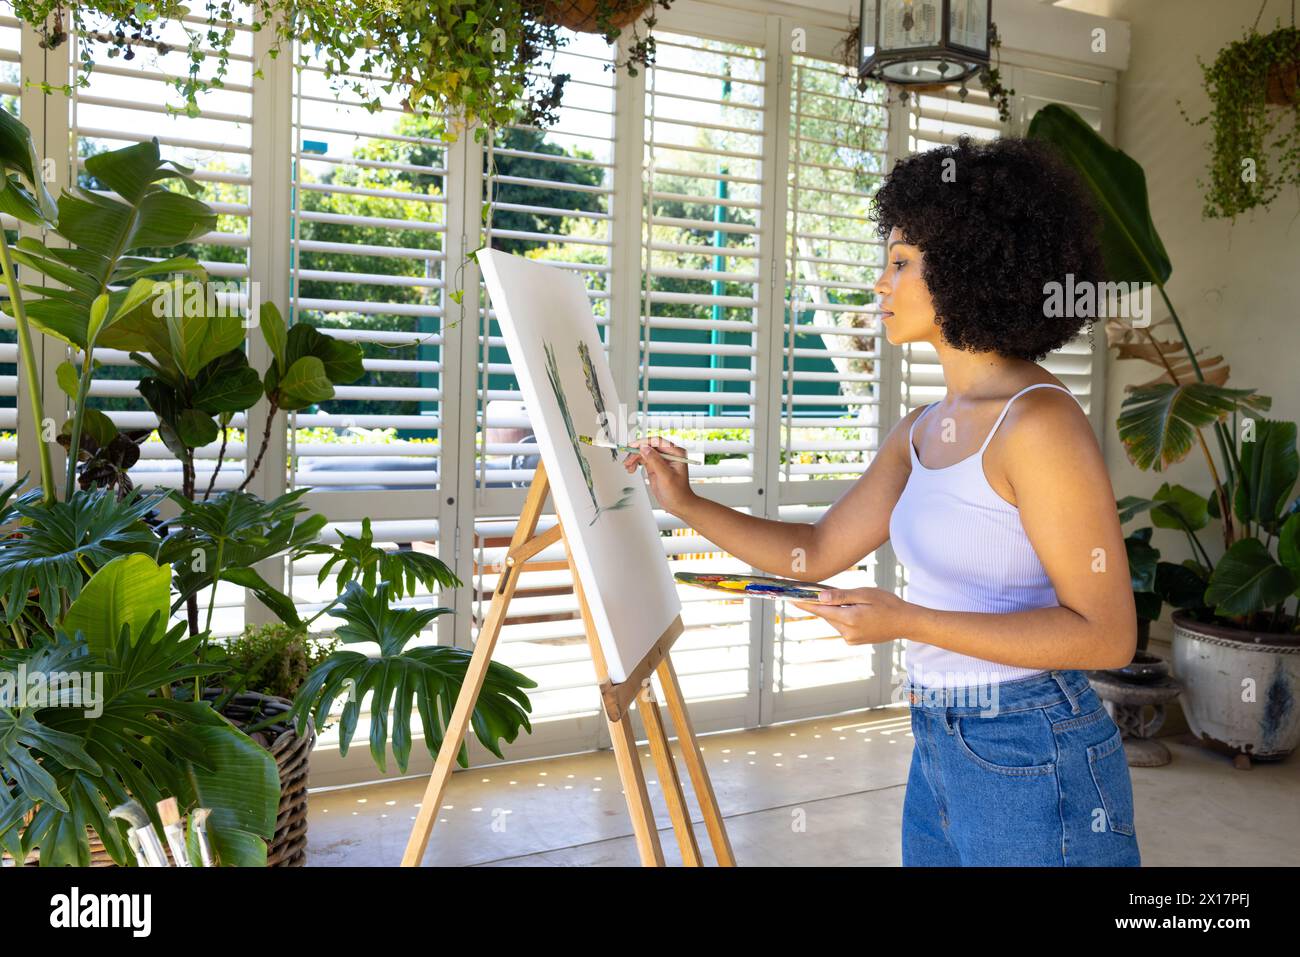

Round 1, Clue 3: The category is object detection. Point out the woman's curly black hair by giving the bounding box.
[869,135,1105,362]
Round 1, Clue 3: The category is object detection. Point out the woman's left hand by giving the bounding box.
[790,587,915,645]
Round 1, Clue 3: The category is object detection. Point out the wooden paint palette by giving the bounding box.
[673,571,830,602]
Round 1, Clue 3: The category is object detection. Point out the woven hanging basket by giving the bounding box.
[537,0,651,34]
[3,690,314,867]
[1265,56,1299,104]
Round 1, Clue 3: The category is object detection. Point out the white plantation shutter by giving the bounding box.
[286,52,446,499]
[640,29,769,730]
[0,8,22,486]
[768,52,892,719]
[470,32,618,734]
[281,42,460,745]
[781,55,889,483]
[906,81,1002,152]
[641,32,766,483]
[68,12,255,502]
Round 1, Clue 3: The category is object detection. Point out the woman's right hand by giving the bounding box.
[623,436,696,516]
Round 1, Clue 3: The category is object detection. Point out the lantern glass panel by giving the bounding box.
[861,0,878,56]
[880,0,941,51]
[950,0,990,52]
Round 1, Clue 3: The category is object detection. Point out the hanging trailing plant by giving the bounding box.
[15,0,671,138]
[1178,5,1300,220]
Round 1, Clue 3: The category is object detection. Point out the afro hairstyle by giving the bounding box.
[869,135,1105,362]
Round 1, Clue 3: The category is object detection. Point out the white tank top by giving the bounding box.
[889,383,1080,689]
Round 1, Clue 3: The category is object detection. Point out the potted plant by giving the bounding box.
[0,107,538,861]
[1029,104,1300,764]
[1177,15,1300,219]
[199,622,337,866]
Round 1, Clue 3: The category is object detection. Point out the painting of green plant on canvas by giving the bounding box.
[543,340,634,526]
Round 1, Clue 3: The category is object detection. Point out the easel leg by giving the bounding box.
[639,683,702,865]
[399,627,498,866]
[657,655,737,866]
[560,525,667,867]
[607,709,666,866]
[401,461,554,867]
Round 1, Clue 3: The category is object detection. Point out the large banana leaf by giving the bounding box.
[1027,102,1171,286]
[1117,382,1270,472]
[290,582,536,774]
[0,487,164,626]
[1232,420,1298,531]
[1204,539,1299,618]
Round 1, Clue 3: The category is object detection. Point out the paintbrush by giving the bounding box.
[110,800,168,867]
[190,808,214,867]
[157,797,191,867]
[578,434,693,464]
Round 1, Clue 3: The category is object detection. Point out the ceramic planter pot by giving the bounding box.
[1171,609,1300,761]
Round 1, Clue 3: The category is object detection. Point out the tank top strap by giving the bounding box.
[976,383,1076,455]
[907,401,939,454]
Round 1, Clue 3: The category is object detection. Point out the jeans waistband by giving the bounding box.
[901,668,1092,716]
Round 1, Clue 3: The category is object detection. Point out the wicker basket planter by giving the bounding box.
[537,0,650,33]
[3,690,313,867]
[215,691,315,867]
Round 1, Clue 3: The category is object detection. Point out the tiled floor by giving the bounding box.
[304,705,1299,866]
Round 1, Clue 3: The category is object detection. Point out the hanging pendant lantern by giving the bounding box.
[858,0,993,88]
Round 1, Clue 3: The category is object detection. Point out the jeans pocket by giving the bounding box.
[1087,727,1136,836]
[952,708,1056,776]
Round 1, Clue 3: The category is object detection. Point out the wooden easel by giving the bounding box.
[401,458,735,867]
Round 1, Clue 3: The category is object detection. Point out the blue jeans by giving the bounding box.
[901,668,1141,866]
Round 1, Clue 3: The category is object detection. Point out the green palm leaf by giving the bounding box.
[1233,420,1298,531]
[1027,102,1170,286]
[0,487,164,626]
[290,582,535,774]
[300,516,462,600]
[10,615,278,866]
[1117,382,1270,472]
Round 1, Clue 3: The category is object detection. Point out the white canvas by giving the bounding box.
[476,249,682,683]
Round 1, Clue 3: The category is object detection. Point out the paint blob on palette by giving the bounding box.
[673,572,831,601]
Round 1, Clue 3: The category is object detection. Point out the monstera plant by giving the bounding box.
[1030,103,1300,761]
[1,105,540,858]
